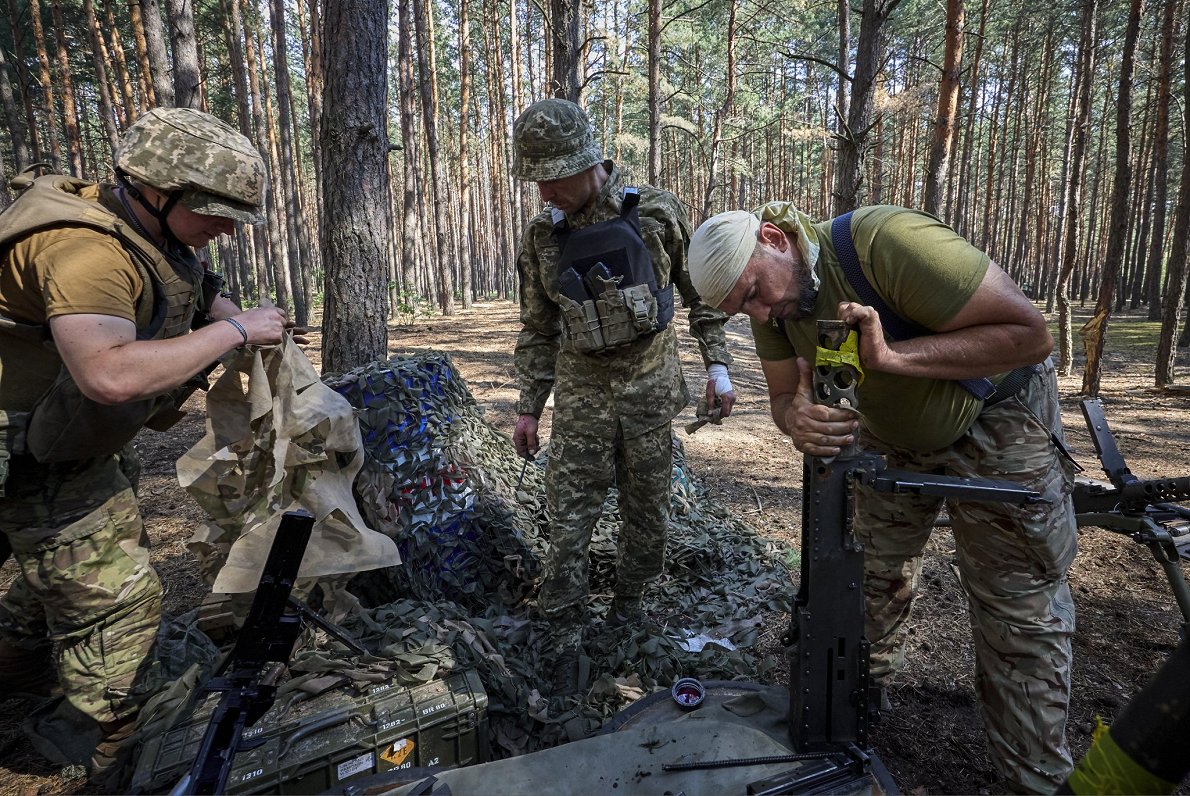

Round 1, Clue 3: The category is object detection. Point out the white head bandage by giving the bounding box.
[688,211,760,309]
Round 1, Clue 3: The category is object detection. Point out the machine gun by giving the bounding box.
[170,509,367,796]
[750,321,1048,794]
[1072,399,1190,634]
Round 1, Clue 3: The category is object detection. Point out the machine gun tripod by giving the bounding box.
[1072,398,1190,635]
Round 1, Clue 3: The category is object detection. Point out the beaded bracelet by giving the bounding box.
[224,317,249,347]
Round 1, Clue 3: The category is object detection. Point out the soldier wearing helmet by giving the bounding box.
[0,106,289,789]
[508,98,735,697]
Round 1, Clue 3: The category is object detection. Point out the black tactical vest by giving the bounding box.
[551,188,674,353]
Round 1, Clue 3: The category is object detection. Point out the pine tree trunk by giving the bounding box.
[320,0,392,372]
[548,0,582,100]
[397,0,424,305]
[83,0,121,157]
[1155,0,1190,382]
[28,0,61,170]
[269,0,310,326]
[49,0,83,176]
[297,0,324,225]
[1143,0,1176,319]
[0,44,33,170]
[1055,0,1098,375]
[952,0,988,237]
[135,0,173,108]
[102,0,136,123]
[1082,0,1143,396]
[647,0,661,184]
[457,0,474,309]
[245,10,290,309]
[412,0,455,315]
[220,0,266,302]
[923,0,964,217]
[164,0,202,109]
[834,0,903,213]
[700,0,736,219]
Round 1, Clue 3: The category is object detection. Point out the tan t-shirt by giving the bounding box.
[751,205,992,452]
[0,185,145,411]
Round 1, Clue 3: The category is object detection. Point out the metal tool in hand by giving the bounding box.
[514,452,528,490]
[812,320,864,461]
[684,397,723,434]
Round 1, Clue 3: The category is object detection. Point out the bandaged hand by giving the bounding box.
[705,363,736,418]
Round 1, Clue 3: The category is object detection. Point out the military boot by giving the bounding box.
[607,594,643,628]
[551,646,583,697]
[89,717,138,792]
[0,637,60,699]
[548,614,587,697]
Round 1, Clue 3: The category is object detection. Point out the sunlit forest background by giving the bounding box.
[0,0,1186,386]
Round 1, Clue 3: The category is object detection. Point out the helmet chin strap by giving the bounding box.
[115,168,185,249]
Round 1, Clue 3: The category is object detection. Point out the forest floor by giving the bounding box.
[2,299,1189,795]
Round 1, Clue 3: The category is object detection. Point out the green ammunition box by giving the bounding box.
[130,668,488,794]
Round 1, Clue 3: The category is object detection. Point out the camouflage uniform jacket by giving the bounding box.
[514,163,731,439]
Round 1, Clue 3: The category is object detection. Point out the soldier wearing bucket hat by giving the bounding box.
[0,106,290,790]
[508,98,735,697]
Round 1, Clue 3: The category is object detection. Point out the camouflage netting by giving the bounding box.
[317,352,797,757]
[125,351,796,770]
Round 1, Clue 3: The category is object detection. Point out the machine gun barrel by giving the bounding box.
[1074,476,1190,514]
[1080,398,1133,486]
[1072,398,1190,633]
[871,469,1047,505]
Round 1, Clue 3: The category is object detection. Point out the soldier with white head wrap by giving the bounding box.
[0,107,291,790]
[689,202,1079,794]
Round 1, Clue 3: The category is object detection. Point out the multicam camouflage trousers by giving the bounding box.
[0,450,161,727]
[856,358,1077,794]
[539,421,672,650]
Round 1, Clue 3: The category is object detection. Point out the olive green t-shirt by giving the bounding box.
[0,184,145,411]
[751,205,991,452]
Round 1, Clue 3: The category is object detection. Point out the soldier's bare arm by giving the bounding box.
[50,307,286,404]
[761,356,858,456]
[837,262,1051,381]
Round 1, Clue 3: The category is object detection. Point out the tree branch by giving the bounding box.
[779,49,850,82]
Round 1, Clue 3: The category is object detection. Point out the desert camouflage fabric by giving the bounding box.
[116,106,264,223]
[856,358,1077,794]
[45,352,795,781]
[177,333,399,594]
[512,99,602,182]
[0,451,161,731]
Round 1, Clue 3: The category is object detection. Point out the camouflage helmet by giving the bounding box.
[512,99,602,182]
[116,107,266,224]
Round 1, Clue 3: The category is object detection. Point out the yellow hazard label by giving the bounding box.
[381,738,415,767]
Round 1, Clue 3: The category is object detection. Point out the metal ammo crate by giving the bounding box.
[130,668,488,794]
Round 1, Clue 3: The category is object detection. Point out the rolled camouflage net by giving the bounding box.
[324,353,797,757]
[326,353,547,612]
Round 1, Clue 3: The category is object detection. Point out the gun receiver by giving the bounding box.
[1073,399,1190,633]
[174,510,315,796]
